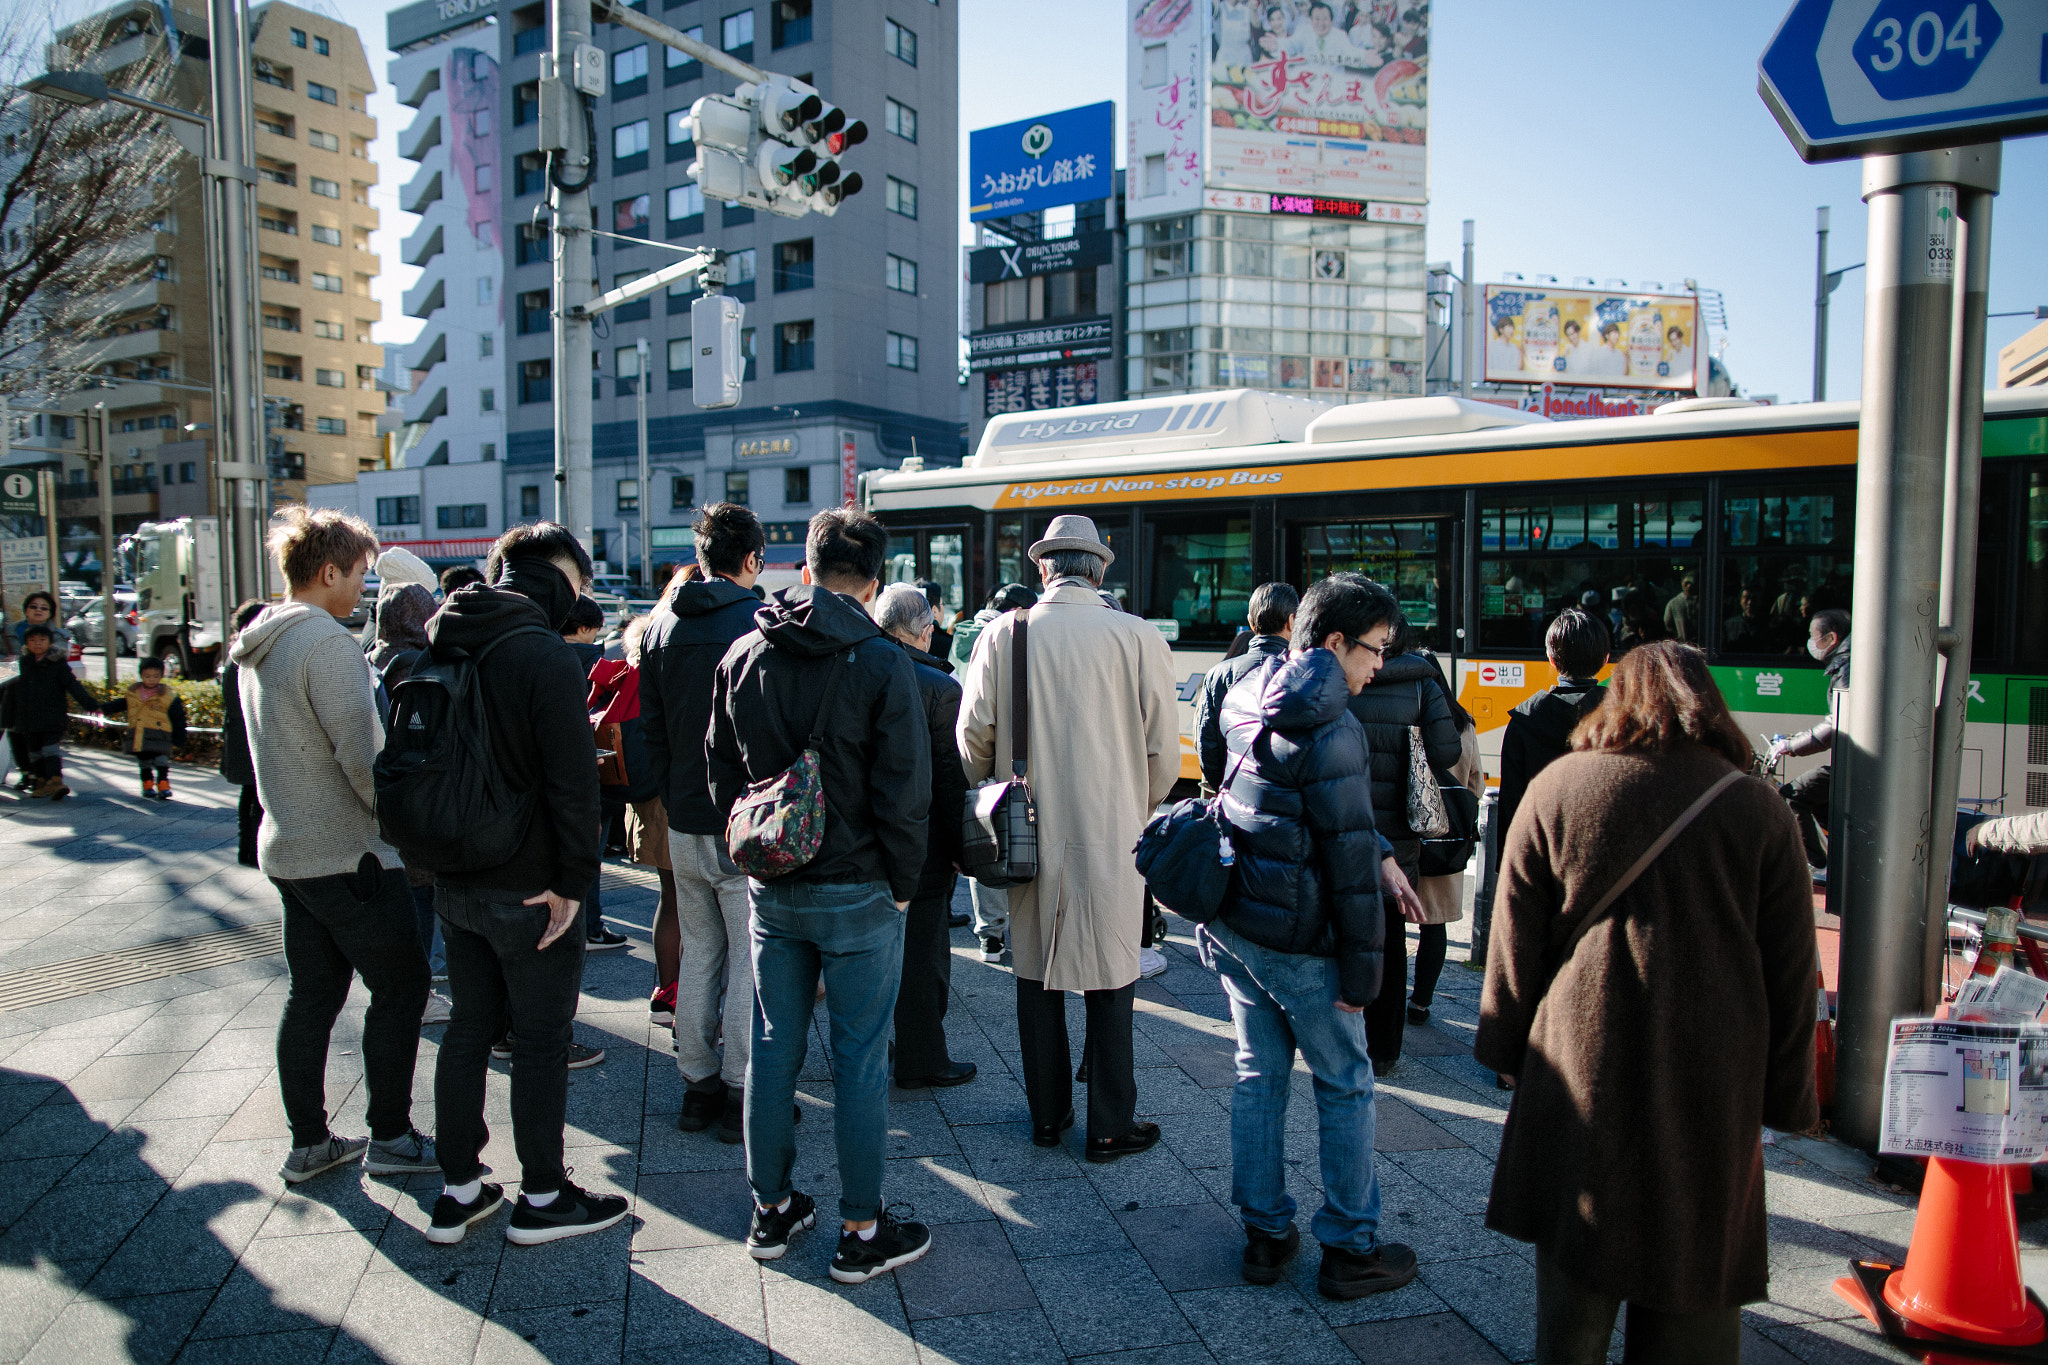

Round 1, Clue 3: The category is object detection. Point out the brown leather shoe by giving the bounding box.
[1317,1241,1418,1299]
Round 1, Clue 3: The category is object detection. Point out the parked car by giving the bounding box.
[66,593,140,656]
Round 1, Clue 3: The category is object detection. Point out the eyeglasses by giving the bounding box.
[1344,637,1388,658]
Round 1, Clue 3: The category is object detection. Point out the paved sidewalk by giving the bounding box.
[0,750,2016,1364]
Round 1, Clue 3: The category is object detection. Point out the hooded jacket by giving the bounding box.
[1194,632,1290,791]
[424,579,601,901]
[1215,649,1385,1006]
[8,649,97,734]
[887,637,968,898]
[1498,677,1607,839]
[640,576,764,835]
[1344,651,1464,858]
[231,603,396,879]
[706,585,929,903]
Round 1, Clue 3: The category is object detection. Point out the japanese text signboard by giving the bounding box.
[970,102,1116,222]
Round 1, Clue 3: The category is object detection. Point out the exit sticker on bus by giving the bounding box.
[1475,663,1527,688]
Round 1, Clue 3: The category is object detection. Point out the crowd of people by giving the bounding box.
[0,500,1833,1358]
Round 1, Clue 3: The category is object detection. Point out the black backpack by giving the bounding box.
[1417,760,1481,877]
[373,626,555,874]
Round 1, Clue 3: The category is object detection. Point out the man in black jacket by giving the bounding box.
[707,508,933,1284]
[639,503,767,1141]
[1497,608,1610,841]
[1768,607,1851,873]
[873,583,974,1089]
[1193,581,1297,794]
[1202,575,1419,1302]
[423,522,629,1248]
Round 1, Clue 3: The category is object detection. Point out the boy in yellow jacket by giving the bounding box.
[120,658,188,799]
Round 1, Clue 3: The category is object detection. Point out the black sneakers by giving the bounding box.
[1317,1241,1419,1300]
[746,1189,818,1260]
[1242,1224,1300,1285]
[829,1206,932,1284]
[425,1182,504,1245]
[677,1083,726,1132]
[505,1179,630,1246]
[586,926,629,951]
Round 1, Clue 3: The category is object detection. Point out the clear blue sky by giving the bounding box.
[956,0,2047,402]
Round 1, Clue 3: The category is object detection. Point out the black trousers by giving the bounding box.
[1016,976,1136,1141]
[272,863,429,1149]
[893,881,956,1077]
[434,882,586,1195]
[1535,1245,1740,1365]
[235,785,263,868]
[1366,893,1410,1065]
[1782,766,1832,869]
[1411,922,1448,1009]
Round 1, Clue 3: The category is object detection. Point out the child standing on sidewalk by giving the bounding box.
[118,658,188,798]
[10,625,99,800]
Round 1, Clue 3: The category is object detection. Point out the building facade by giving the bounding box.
[497,0,963,584]
[2001,320,2048,389]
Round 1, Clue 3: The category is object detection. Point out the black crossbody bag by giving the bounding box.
[961,614,1038,888]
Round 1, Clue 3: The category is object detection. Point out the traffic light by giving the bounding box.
[686,75,866,219]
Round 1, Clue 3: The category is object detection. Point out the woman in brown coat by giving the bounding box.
[1475,641,1818,1364]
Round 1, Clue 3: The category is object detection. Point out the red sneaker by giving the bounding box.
[649,981,677,1027]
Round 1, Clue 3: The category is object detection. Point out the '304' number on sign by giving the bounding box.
[1853,2,2001,101]
[1867,5,1982,70]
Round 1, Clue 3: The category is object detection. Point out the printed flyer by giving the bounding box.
[1881,1017,2048,1163]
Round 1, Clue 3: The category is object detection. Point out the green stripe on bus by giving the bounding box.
[1986,415,2048,460]
[1709,665,2039,723]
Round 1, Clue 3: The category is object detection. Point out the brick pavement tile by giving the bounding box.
[65,1051,196,1104]
[1374,1099,1467,1154]
[17,1285,214,1365]
[910,1307,1068,1364]
[182,1028,279,1075]
[0,1172,164,1267]
[1064,1347,1219,1365]
[1384,1149,1500,1216]
[896,1219,1036,1321]
[326,1267,492,1365]
[1764,1163,1912,1223]
[84,1200,249,1298]
[1135,1066,1228,1120]
[61,1113,226,1187]
[1374,1072,1510,1125]
[171,1328,338,1365]
[636,1113,749,1175]
[476,1301,627,1365]
[99,1014,232,1059]
[191,1229,374,1337]
[1022,1249,1197,1357]
[1417,1253,1539,1362]
[983,1175,1131,1262]
[1766,1212,1881,1275]
[883,1093,968,1160]
[932,1073,1032,1128]
[33,1003,170,1041]
[1081,1141,1218,1212]
[126,1066,266,1122]
[760,1268,920,1365]
[884,1154,994,1227]
[1823,1209,1916,1262]
[1743,1258,1873,1327]
[1152,1108,1233,1172]
[1177,1283,1363,1363]
[1332,1310,1508,1363]
[4,1033,120,1083]
[630,1168,752,1252]
[255,1168,406,1238]
[1400,1025,1471,1059]
[0,1097,136,1162]
[1437,1118,1503,1160]
[1756,1315,1901,1363]
[1115,1201,1246,1292]
[0,1154,79,1229]
[0,1259,81,1363]
[1159,1041,1237,1090]
[952,1119,1083,1185]
[487,1216,635,1313]
[623,1244,769,1363]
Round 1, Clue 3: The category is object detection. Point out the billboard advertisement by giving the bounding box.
[1207,0,1429,202]
[1127,0,1208,219]
[970,102,1116,222]
[1482,286,1698,392]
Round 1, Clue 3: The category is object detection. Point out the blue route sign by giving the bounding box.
[1759,0,2048,161]
[968,102,1115,222]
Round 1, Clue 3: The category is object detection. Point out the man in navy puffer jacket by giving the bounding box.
[1198,575,1422,1304]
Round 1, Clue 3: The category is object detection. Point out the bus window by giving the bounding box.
[1028,513,1131,604]
[885,535,920,590]
[1143,512,1253,644]
[929,533,965,621]
[1477,488,1703,655]
[995,518,1025,591]
[1296,519,1447,649]
[1720,480,1853,661]
[2020,467,2048,672]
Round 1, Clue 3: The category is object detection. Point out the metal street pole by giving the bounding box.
[94,405,116,687]
[550,0,595,557]
[635,337,650,593]
[1831,142,2000,1153]
[1812,206,1829,402]
[207,0,267,602]
[1459,220,1475,400]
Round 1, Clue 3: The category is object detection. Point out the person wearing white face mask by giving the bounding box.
[1767,609,1851,877]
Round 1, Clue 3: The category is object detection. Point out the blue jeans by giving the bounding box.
[746,878,906,1224]
[1197,920,1383,1254]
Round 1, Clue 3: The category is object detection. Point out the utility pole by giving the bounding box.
[635,337,650,593]
[546,0,597,556]
[1459,220,1475,400]
[207,0,267,602]
[1830,143,2000,1153]
[93,404,116,687]
[1812,206,1830,403]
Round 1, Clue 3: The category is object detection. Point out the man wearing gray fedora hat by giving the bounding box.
[958,514,1180,1161]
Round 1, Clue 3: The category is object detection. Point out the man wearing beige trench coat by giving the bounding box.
[958,515,1181,1162]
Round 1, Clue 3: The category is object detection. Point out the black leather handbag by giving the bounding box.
[960,614,1038,888]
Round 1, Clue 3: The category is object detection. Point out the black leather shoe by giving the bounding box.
[1086,1121,1162,1164]
[677,1085,726,1132]
[1406,1003,1430,1025]
[947,912,971,928]
[1032,1110,1075,1147]
[897,1060,977,1089]
[1242,1224,1300,1284]
[1317,1241,1418,1300]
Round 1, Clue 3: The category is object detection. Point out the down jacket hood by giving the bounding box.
[753,585,883,659]
[1248,648,1351,732]
[670,576,759,621]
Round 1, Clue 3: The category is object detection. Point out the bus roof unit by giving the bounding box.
[972,390,1333,467]
[1302,395,1551,444]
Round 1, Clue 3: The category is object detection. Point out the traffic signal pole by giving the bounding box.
[547,0,596,555]
[1831,143,1999,1153]
[207,0,267,603]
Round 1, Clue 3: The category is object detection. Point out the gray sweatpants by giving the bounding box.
[667,830,753,1090]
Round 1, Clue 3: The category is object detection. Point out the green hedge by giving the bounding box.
[68,679,225,767]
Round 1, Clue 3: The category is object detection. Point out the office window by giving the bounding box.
[667,337,693,377]
[615,344,641,381]
[722,10,754,51]
[315,416,346,434]
[772,0,811,46]
[886,332,918,371]
[774,239,814,292]
[308,81,338,104]
[725,470,749,504]
[310,176,339,197]
[179,462,196,483]
[885,17,916,64]
[481,443,496,462]
[614,193,650,235]
[376,496,420,525]
[307,128,339,151]
[665,26,704,75]
[727,247,756,284]
[518,288,550,334]
[884,98,916,143]
[480,332,495,358]
[520,358,552,402]
[311,271,342,292]
[315,368,344,386]
[784,466,809,505]
[310,223,340,245]
[885,253,917,294]
[1142,42,1167,87]
[614,118,649,159]
[314,35,329,55]
[309,319,340,339]
[521,484,541,517]
[666,182,704,227]
[613,44,648,86]
[477,277,494,305]
[666,107,693,148]
[776,320,814,372]
[515,81,538,125]
[516,152,546,196]
[480,388,496,412]
[885,176,916,218]
[617,478,640,513]
[671,475,694,509]
[290,27,306,46]
[437,504,488,529]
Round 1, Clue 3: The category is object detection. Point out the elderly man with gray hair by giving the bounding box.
[872,583,976,1087]
[958,516,1179,1160]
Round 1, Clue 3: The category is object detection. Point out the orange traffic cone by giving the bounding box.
[1880,1156,2044,1347]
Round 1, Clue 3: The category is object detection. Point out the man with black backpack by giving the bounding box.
[383,521,628,1247]
[706,508,932,1283]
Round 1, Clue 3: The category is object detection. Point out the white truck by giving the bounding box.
[122,518,226,679]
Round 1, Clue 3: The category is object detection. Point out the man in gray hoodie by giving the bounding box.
[234,507,437,1186]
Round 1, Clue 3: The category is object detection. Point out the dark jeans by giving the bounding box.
[1411,922,1448,1009]
[1016,976,1136,1142]
[583,870,605,940]
[18,730,63,781]
[1535,1244,1739,1364]
[434,882,587,1195]
[408,880,443,976]
[236,785,263,868]
[1782,765,1832,869]
[1365,892,1410,1065]
[272,863,429,1148]
[893,882,956,1077]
